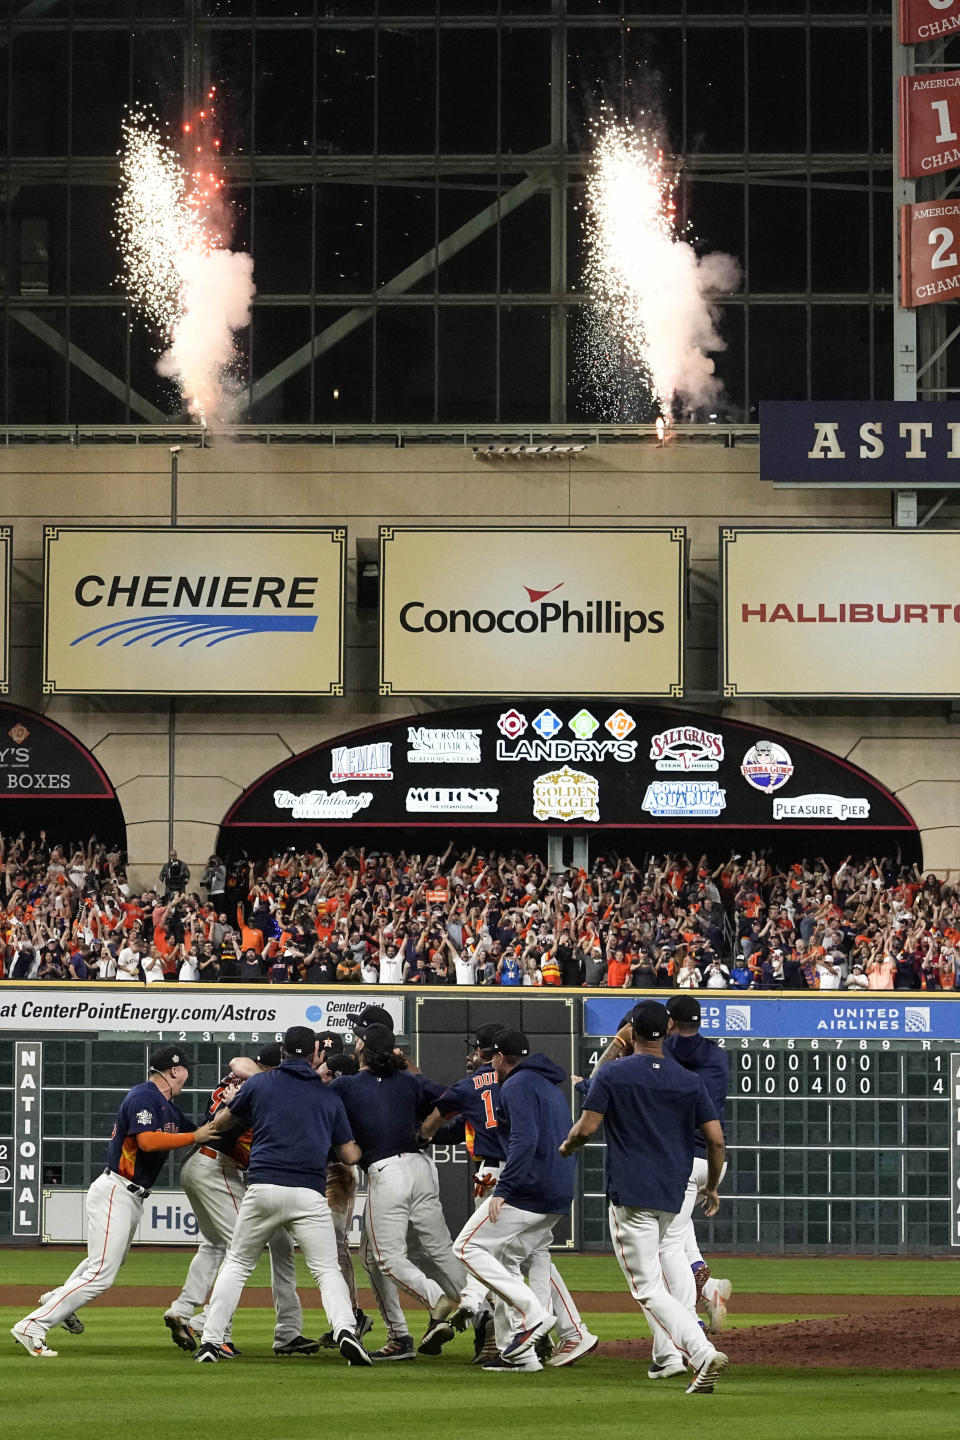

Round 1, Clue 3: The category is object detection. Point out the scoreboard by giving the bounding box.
[579,995,960,1255]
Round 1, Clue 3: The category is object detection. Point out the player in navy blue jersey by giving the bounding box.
[12,1045,218,1359]
[561,1000,729,1395]
[330,1023,465,1361]
[452,1029,578,1374]
[420,1024,596,1368]
[195,1026,370,1366]
[664,993,733,1335]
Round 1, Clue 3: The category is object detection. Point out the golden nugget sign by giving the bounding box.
[43,527,345,696]
[379,526,685,697]
[722,527,960,698]
[0,528,10,695]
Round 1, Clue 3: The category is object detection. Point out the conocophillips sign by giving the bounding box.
[378,526,685,697]
[43,527,346,696]
[722,527,960,698]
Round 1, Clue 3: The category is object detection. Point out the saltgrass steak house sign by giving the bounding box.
[378,526,685,697]
[43,526,346,696]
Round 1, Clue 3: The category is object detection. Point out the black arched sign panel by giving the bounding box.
[0,702,125,846]
[220,701,918,858]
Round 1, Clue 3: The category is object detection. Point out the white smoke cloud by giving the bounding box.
[641,242,742,413]
[157,247,256,425]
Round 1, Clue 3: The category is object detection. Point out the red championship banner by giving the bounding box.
[900,0,960,44]
[900,71,960,177]
[900,200,960,306]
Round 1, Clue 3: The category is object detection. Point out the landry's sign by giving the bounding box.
[220,701,914,834]
[378,526,685,697]
[43,527,346,696]
[0,528,10,694]
[722,527,960,697]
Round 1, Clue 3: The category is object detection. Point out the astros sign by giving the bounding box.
[43,526,346,696]
[378,526,685,697]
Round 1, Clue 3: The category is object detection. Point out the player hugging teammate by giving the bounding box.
[12,1003,729,1392]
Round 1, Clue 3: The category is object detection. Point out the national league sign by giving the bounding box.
[900,200,960,307]
[899,72,960,178]
[899,0,960,45]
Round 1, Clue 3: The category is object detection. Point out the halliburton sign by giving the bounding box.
[378,526,685,697]
[722,527,960,698]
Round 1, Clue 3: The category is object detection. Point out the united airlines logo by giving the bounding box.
[904,1006,931,1034]
[725,1005,752,1032]
[69,614,318,649]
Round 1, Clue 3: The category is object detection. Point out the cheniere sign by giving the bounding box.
[722,528,960,698]
[378,526,685,697]
[760,401,960,487]
[43,526,346,696]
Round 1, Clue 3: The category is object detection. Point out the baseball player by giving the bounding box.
[12,1045,218,1358]
[453,1029,577,1374]
[194,1026,371,1366]
[420,1023,597,1367]
[317,1051,372,1349]
[561,1000,729,1395]
[329,1022,465,1360]
[162,1042,318,1358]
[664,994,733,1334]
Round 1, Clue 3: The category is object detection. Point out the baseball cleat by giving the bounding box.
[11,1321,58,1358]
[354,1309,374,1341]
[370,1335,415,1363]
[548,1332,599,1368]
[336,1330,373,1366]
[447,1304,478,1333]
[417,1317,456,1355]
[648,1360,687,1380]
[194,1342,220,1363]
[273,1335,321,1357]
[501,1314,554,1361]
[482,1355,542,1373]
[703,1279,732,1334]
[686,1350,729,1394]
[218,1341,242,1358]
[164,1314,198,1352]
[39,1293,84,1335]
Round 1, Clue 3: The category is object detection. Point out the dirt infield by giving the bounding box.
[2,1285,957,1366]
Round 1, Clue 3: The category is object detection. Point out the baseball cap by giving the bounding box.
[360,1023,396,1054]
[316,1029,345,1056]
[149,1044,186,1073]
[282,1025,316,1057]
[492,1029,529,1058]
[255,1041,283,1068]
[666,994,701,1025]
[325,1052,359,1077]
[468,1022,506,1052]
[631,1000,670,1040]
[346,1004,393,1034]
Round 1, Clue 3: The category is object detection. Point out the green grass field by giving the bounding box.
[1,1253,957,1440]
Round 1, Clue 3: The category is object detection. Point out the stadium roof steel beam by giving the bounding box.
[9,310,166,423]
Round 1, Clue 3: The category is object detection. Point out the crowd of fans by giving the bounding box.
[1,832,957,990]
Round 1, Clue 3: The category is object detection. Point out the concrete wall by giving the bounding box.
[3,438,957,885]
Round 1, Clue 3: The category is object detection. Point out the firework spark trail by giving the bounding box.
[115,102,254,426]
[579,114,740,422]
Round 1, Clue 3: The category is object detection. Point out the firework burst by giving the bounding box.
[577,111,740,423]
[115,95,254,426]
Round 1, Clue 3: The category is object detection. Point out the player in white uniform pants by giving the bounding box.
[11,1046,217,1358]
[561,1000,729,1394]
[195,1026,371,1367]
[420,1024,596,1366]
[329,1023,465,1360]
[162,1045,311,1357]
